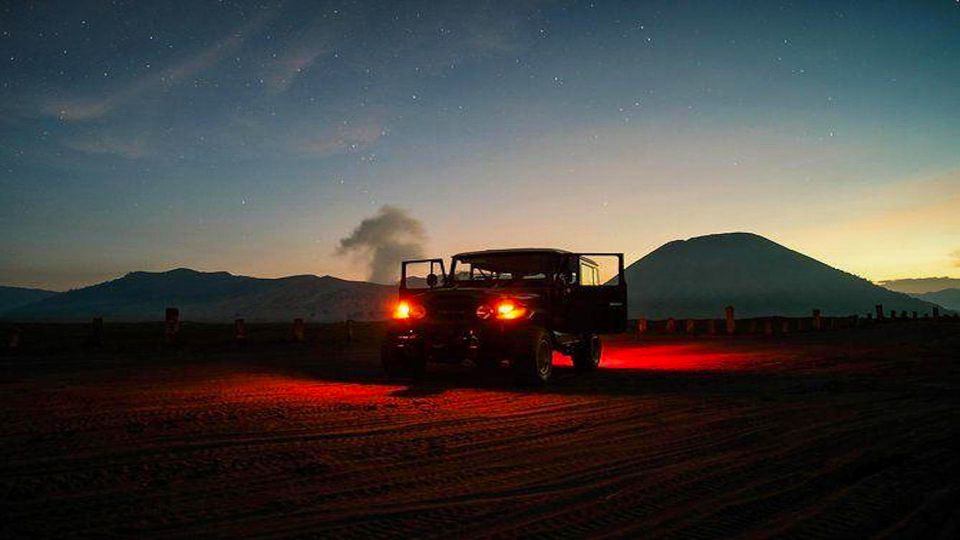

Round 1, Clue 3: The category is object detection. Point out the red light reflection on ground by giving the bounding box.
[555,341,768,371]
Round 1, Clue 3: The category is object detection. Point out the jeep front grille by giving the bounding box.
[425,296,477,322]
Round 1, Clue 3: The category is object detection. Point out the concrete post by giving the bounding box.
[637,318,648,335]
[725,306,735,335]
[890,309,896,320]
[292,318,305,343]
[875,304,884,320]
[8,327,20,349]
[346,319,354,343]
[812,309,822,331]
[89,317,103,347]
[912,311,918,320]
[763,318,773,336]
[234,318,246,342]
[933,307,940,320]
[665,318,676,333]
[707,319,717,335]
[165,308,180,343]
[685,319,695,334]
[780,318,790,334]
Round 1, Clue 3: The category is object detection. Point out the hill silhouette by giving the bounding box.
[912,288,960,311]
[0,286,58,316]
[878,277,960,294]
[624,233,941,319]
[4,268,395,322]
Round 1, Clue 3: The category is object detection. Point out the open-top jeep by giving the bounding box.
[381,249,628,384]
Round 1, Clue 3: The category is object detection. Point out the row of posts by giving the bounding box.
[164,308,354,344]
[4,302,954,350]
[4,308,356,350]
[635,303,952,337]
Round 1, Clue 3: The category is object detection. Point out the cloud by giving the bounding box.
[299,122,386,157]
[336,205,427,284]
[62,133,153,159]
[952,249,960,268]
[45,14,270,121]
[265,42,330,94]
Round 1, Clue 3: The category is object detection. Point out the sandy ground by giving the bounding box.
[1,323,958,538]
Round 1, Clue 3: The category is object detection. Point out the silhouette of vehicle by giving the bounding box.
[381,249,627,384]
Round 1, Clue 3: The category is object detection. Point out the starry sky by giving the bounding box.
[2,1,958,289]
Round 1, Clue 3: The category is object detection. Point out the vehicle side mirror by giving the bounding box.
[426,273,439,288]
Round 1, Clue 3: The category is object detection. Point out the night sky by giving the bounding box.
[2,1,958,289]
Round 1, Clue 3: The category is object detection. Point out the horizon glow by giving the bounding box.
[1,1,958,290]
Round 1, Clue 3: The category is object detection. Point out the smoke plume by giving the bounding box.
[336,205,427,284]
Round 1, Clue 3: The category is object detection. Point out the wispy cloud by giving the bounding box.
[951,249,960,268]
[298,122,386,157]
[61,133,153,159]
[265,42,330,94]
[44,14,271,121]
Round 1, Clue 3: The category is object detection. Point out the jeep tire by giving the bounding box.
[572,333,601,373]
[512,327,553,385]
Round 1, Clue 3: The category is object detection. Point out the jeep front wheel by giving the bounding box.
[512,328,553,385]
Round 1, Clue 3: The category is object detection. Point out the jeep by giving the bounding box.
[381,249,628,384]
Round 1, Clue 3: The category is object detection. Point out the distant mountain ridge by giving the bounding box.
[624,232,942,319]
[0,286,58,316]
[2,233,950,322]
[878,277,960,294]
[911,288,960,311]
[4,268,396,322]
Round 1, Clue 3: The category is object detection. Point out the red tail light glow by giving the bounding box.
[495,300,527,320]
[393,301,425,320]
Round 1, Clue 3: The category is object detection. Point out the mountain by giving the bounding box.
[877,277,960,294]
[4,268,396,322]
[0,286,58,315]
[911,288,960,311]
[624,233,944,319]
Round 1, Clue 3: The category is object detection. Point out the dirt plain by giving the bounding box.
[1,321,958,538]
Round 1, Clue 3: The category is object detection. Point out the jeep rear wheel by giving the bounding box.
[512,328,553,385]
[573,334,602,373]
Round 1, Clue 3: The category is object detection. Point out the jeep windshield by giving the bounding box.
[450,252,558,286]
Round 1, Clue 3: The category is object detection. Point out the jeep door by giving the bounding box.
[400,258,446,297]
[564,253,627,334]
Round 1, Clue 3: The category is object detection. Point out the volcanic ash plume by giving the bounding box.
[336,205,427,284]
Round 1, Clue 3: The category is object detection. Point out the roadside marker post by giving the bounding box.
[234,318,246,343]
[8,327,20,350]
[665,318,676,333]
[292,318,305,343]
[89,317,103,347]
[724,306,735,335]
[165,308,180,344]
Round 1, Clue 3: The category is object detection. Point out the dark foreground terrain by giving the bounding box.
[1,322,958,538]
